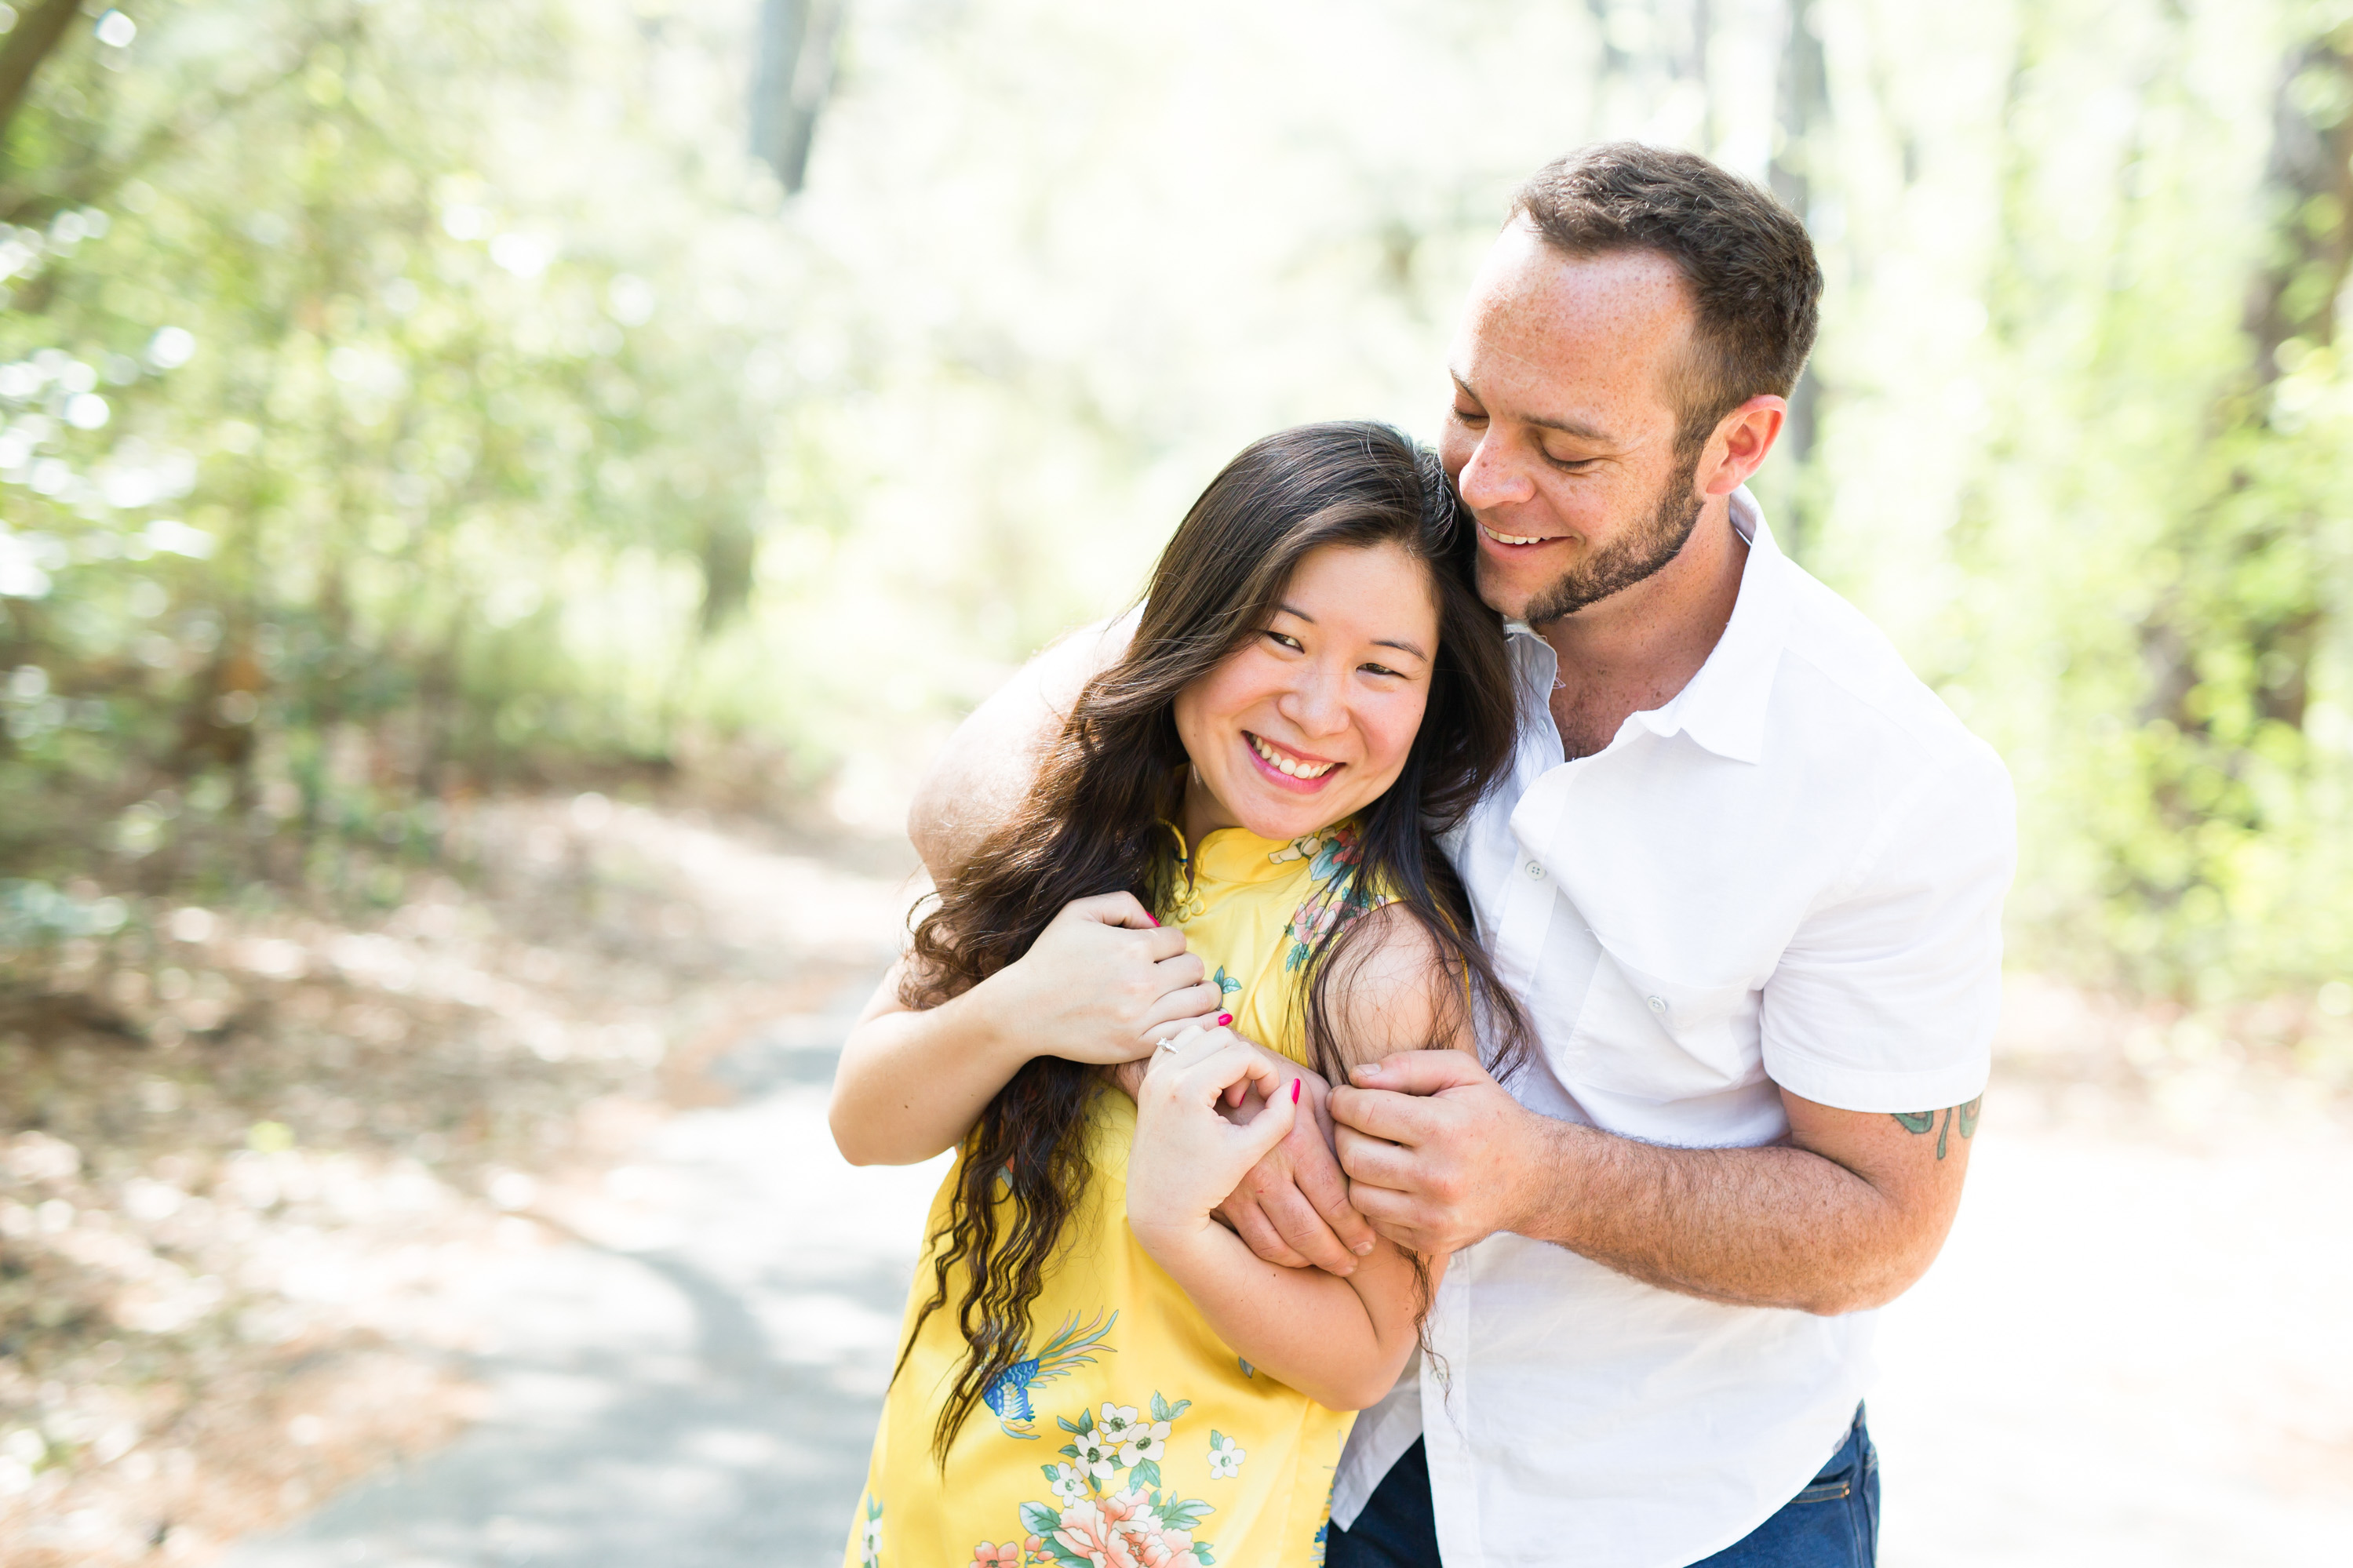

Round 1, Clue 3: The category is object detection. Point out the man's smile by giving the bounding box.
[1478,522,1564,549]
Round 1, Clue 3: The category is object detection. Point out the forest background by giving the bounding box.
[0,0,2351,1555]
[5,0,2353,1039]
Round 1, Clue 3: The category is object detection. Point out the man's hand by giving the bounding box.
[1211,1056,1378,1276]
[1332,1050,1983,1314]
[985,893,1227,1066]
[1329,1050,1540,1256]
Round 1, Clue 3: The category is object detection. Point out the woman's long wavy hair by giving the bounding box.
[895,420,1529,1461]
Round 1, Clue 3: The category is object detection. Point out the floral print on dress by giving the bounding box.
[1277,821,1378,972]
[1205,1432,1245,1479]
[984,1310,1120,1439]
[857,1494,883,1567]
[978,1390,1222,1566]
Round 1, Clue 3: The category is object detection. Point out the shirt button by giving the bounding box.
[1646,995,1667,1013]
[1524,860,1546,880]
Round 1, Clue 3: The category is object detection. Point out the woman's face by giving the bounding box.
[1174,540,1441,846]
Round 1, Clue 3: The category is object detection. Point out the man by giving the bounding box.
[909,144,2013,1567]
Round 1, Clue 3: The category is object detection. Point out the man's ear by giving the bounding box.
[1699,395,1788,497]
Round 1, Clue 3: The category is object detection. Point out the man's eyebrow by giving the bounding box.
[1450,369,1612,443]
[1276,604,1429,661]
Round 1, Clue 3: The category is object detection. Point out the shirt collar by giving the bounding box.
[1506,487,1791,767]
[1166,819,1348,887]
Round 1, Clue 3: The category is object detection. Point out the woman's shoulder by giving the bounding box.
[1310,902,1466,1064]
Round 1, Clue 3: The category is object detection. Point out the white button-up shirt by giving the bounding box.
[1331,492,2016,1566]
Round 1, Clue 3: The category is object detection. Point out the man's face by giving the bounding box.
[1440,224,1706,625]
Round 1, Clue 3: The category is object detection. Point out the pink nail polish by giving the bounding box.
[1217,1013,1233,1027]
[1290,1079,1302,1104]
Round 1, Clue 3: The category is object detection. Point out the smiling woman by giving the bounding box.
[1171,540,1438,850]
[825,420,1535,1564]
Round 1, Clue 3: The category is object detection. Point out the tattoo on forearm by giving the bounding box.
[1892,1096,1983,1159]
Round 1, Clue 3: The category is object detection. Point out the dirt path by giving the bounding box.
[217,970,946,1568]
[1874,1093,2353,1565]
[31,802,2339,1567]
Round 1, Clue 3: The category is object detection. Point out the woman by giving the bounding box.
[831,422,1524,1566]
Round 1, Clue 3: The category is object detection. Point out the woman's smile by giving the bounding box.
[1244,730,1341,788]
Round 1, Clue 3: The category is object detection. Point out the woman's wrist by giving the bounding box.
[947,965,1042,1075]
[1126,1206,1217,1266]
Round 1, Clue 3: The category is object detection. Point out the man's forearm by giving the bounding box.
[1513,1119,1932,1315]
[907,614,1135,878]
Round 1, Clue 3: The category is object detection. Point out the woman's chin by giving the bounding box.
[1229,783,1365,842]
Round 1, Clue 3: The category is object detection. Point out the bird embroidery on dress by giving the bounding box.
[982,1308,1118,1439]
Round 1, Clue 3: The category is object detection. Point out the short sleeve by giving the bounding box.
[1760,740,2016,1112]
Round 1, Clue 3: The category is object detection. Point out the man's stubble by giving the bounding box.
[1516,447,1705,627]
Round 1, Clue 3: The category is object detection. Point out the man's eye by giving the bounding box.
[1453,406,1488,425]
[1544,453,1596,471]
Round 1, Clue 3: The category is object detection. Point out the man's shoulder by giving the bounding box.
[1767,557,2007,790]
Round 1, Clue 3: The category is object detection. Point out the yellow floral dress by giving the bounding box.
[846,819,1383,1568]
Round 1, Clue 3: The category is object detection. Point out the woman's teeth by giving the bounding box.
[1250,734,1335,780]
[1480,523,1546,546]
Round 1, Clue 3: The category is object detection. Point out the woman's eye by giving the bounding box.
[1264,631,1304,652]
[1359,662,1404,680]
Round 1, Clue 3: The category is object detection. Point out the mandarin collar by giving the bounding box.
[1168,820,1344,886]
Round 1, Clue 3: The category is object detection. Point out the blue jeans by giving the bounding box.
[1328,1406,1879,1568]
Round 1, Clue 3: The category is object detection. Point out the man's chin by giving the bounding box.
[1473,554,1546,622]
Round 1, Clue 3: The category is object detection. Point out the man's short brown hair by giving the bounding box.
[1511,143,1822,457]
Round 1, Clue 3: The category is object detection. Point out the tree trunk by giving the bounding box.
[1688,0,1715,153]
[2142,24,2353,746]
[0,0,82,155]
[1770,0,1830,560]
[2243,28,2353,388]
[750,0,848,195]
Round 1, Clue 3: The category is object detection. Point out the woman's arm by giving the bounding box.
[1126,910,1467,1409]
[828,892,1225,1166]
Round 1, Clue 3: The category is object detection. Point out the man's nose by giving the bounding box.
[1455,431,1532,511]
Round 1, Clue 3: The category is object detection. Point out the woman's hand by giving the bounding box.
[978,893,1228,1068]
[1127,1025,1300,1242]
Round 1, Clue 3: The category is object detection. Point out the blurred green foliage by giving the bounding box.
[0,0,2347,1028]
[0,0,825,908]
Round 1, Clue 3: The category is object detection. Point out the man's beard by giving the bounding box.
[1517,450,1704,625]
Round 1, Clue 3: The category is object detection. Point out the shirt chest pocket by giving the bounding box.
[1564,949,1764,1102]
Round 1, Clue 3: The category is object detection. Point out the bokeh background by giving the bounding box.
[2,0,2350,1563]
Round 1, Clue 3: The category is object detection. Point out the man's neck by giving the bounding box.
[1537,497,1750,760]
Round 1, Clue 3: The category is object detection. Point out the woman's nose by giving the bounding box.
[1278,663,1347,736]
